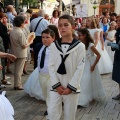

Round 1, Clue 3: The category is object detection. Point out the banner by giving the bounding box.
[76,4,87,17]
[45,2,55,17]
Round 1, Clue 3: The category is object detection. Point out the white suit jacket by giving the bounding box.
[48,38,85,93]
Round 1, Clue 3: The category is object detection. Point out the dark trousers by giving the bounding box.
[32,36,43,69]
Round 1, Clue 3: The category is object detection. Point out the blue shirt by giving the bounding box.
[30,16,49,36]
[103,25,107,32]
[6,12,15,25]
[103,25,108,41]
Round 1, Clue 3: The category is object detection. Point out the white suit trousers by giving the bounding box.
[39,73,50,107]
[48,91,79,120]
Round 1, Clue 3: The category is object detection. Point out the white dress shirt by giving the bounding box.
[61,44,70,56]
[38,45,50,74]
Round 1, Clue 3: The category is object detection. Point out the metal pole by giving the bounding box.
[41,2,43,9]
[70,0,72,16]
[94,8,95,16]
[15,0,19,11]
[109,0,110,13]
[59,0,62,15]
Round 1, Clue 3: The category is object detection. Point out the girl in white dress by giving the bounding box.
[105,21,117,62]
[86,17,112,74]
[78,28,106,107]
[0,91,14,120]
[23,67,44,100]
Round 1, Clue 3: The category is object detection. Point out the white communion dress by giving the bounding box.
[24,67,44,100]
[0,91,14,120]
[105,30,116,62]
[78,43,106,107]
[88,28,113,74]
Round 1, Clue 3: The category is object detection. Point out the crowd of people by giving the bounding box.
[0,4,120,120]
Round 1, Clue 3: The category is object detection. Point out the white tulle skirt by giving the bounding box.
[0,91,14,120]
[96,41,113,74]
[24,67,44,100]
[78,55,106,107]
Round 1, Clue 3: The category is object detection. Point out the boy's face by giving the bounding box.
[111,15,116,21]
[58,19,73,37]
[42,33,54,46]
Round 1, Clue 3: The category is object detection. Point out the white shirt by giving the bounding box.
[38,45,50,74]
[61,44,70,55]
[30,16,49,36]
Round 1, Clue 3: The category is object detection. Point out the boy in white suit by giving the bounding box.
[37,29,55,118]
[48,15,86,120]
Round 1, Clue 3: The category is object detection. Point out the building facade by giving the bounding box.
[79,0,120,16]
[62,0,120,16]
[1,0,120,16]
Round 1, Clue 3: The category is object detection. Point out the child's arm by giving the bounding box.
[91,46,101,71]
[94,31,99,47]
[106,35,114,42]
[100,31,104,50]
[111,34,116,42]
[50,17,53,24]
[65,44,85,94]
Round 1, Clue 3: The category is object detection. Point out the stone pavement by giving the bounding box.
[1,62,120,120]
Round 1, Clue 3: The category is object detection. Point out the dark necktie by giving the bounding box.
[57,54,69,75]
[40,46,47,69]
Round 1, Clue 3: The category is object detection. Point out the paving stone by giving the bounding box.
[2,63,120,120]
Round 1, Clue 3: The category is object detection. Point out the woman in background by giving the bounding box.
[50,10,60,27]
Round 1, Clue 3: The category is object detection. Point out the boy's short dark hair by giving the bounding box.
[42,29,55,38]
[59,15,75,26]
[111,13,117,17]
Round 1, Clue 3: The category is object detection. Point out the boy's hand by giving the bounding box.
[62,88,72,95]
[56,86,65,95]
[0,65,3,70]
